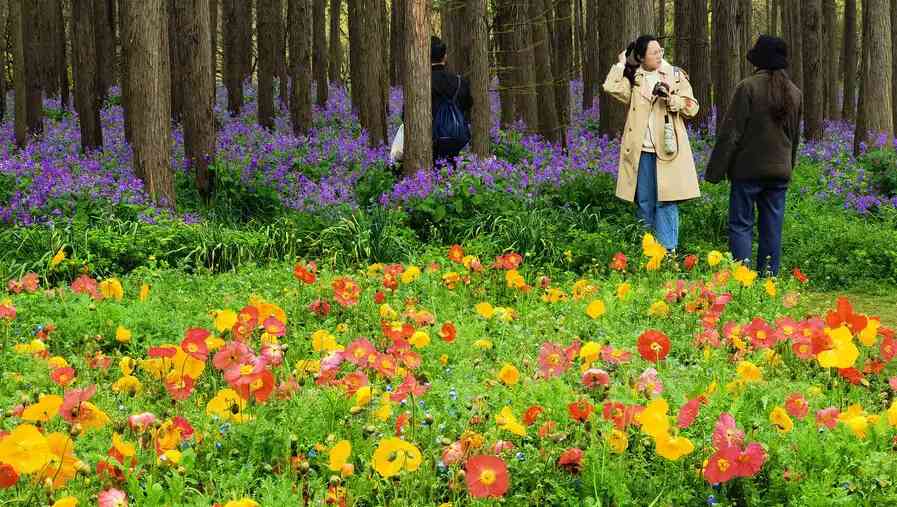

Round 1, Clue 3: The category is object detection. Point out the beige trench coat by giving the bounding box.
[602,60,701,203]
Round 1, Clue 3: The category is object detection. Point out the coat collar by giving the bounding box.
[634,59,675,78]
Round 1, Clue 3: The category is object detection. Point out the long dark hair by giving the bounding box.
[624,35,659,86]
[768,69,798,125]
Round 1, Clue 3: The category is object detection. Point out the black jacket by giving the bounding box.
[431,64,473,122]
[705,71,802,183]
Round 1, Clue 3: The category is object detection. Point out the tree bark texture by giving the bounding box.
[801,0,823,140]
[403,0,432,174]
[73,0,104,151]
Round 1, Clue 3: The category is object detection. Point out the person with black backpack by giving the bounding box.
[430,37,473,165]
[392,37,473,168]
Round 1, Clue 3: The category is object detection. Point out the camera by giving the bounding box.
[652,82,670,99]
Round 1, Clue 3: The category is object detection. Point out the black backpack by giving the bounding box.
[432,75,471,153]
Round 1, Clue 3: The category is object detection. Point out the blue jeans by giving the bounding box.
[729,180,788,276]
[635,152,679,250]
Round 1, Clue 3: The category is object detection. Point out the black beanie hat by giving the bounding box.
[431,36,447,63]
[747,35,788,70]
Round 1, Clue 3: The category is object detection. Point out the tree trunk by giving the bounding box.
[892,0,897,135]
[785,0,803,91]
[94,0,112,103]
[12,0,44,147]
[854,0,894,152]
[275,0,288,106]
[348,0,362,115]
[127,0,175,206]
[56,0,69,108]
[802,0,823,140]
[288,0,312,135]
[574,0,584,79]
[0,3,7,121]
[495,0,515,126]
[313,0,328,105]
[466,0,489,155]
[529,0,559,143]
[769,0,777,34]
[178,0,216,200]
[656,0,665,44]
[223,0,246,115]
[688,0,710,128]
[582,0,598,111]
[329,0,342,84]
[598,0,623,137]
[841,0,857,121]
[738,0,752,80]
[358,0,388,146]
[515,0,538,129]
[169,0,184,123]
[822,0,838,119]
[713,0,738,131]
[258,0,277,129]
[390,0,404,86]
[37,0,58,99]
[403,0,432,173]
[555,0,572,145]
[241,1,253,80]
[72,0,104,151]
[120,0,133,142]
[211,0,218,101]
[673,0,687,67]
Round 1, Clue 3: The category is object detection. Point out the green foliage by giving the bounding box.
[859,148,897,197]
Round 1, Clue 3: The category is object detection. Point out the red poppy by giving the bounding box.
[374,291,386,304]
[372,353,397,378]
[734,443,767,478]
[744,317,775,349]
[538,421,557,438]
[382,274,399,291]
[704,445,740,484]
[6,279,22,294]
[165,375,195,401]
[711,413,745,450]
[494,252,523,270]
[601,346,632,364]
[465,455,510,498]
[581,368,611,389]
[213,341,251,371]
[332,277,362,307]
[395,412,410,436]
[567,399,593,423]
[784,393,808,420]
[557,448,584,474]
[523,405,543,426]
[676,397,703,429]
[181,328,210,361]
[51,367,76,387]
[224,354,267,387]
[237,369,276,403]
[439,322,457,342]
[309,299,331,317]
[96,459,126,483]
[792,267,809,283]
[636,330,671,362]
[863,359,886,374]
[790,337,814,360]
[683,254,698,271]
[293,262,317,284]
[815,407,839,429]
[0,463,18,489]
[263,317,286,337]
[825,297,868,335]
[610,252,628,271]
[602,401,640,430]
[537,342,571,378]
[390,373,429,403]
[398,349,422,370]
[448,244,465,263]
[880,334,897,362]
[148,345,178,358]
[382,321,414,341]
[837,367,864,385]
[344,338,377,367]
[59,384,98,422]
[71,274,101,300]
[340,371,369,395]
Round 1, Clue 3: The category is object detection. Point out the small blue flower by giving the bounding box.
[515,452,525,461]
[707,495,718,506]
[215,441,223,449]
[418,399,425,408]
[308,449,318,458]
[385,384,393,392]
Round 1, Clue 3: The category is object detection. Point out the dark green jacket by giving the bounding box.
[705,71,802,183]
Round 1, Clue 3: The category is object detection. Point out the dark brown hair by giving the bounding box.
[768,69,798,125]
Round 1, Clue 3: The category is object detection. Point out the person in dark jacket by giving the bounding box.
[430,36,473,163]
[705,35,802,276]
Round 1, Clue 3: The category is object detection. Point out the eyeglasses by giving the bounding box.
[647,48,665,58]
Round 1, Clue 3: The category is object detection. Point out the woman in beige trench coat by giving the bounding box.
[603,35,701,252]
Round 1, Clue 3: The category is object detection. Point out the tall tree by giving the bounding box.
[240,1,254,80]
[738,0,752,80]
[0,3,8,121]
[313,0,328,104]
[288,0,312,135]
[223,0,247,115]
[784,0,803,91]
[892,0,897,134]
[176,0,216,200]
[529,0,559,143]
[713,0,738,131]
[37,0,58,99]
[802,0,823,140]
[688,0,710,127]
[656,0,666,43]
[574,0,585,79]
[598,0,622,137]
[582,0,599,111]
[673,0,687,67]
[390,0,404,86]
[555,0,573,145]
[258,0,277,130]
[12,0,44,147]
[403,0,432,173]
[329,0,342,83]
[822,0,838,119]
[347,0,362,114]
[120,0,133,142]
[854,0,894,153]
[494,0,515,126]
[515,0,538,129]
[127,0,175,206]
[211,0,218,100]
[467,0,489,155]
[841,0,857,120]
[275,0,288,106]
[94,0,112,102]
[56,0,69,109]
[72,0,104,151]
[357,0,388,146]
[169,0,183,123]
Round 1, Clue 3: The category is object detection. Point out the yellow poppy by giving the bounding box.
[22,394,63,422]
[635,398,670,439]
[206,388,250,423]
[497,363,520,386]
[372,437,422,477]
[328,440,352,471]
[654,432,695,461]
[495,406,526,436]
[0,424,52,474]
[769,406,793,433]
[586,300,606,319]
